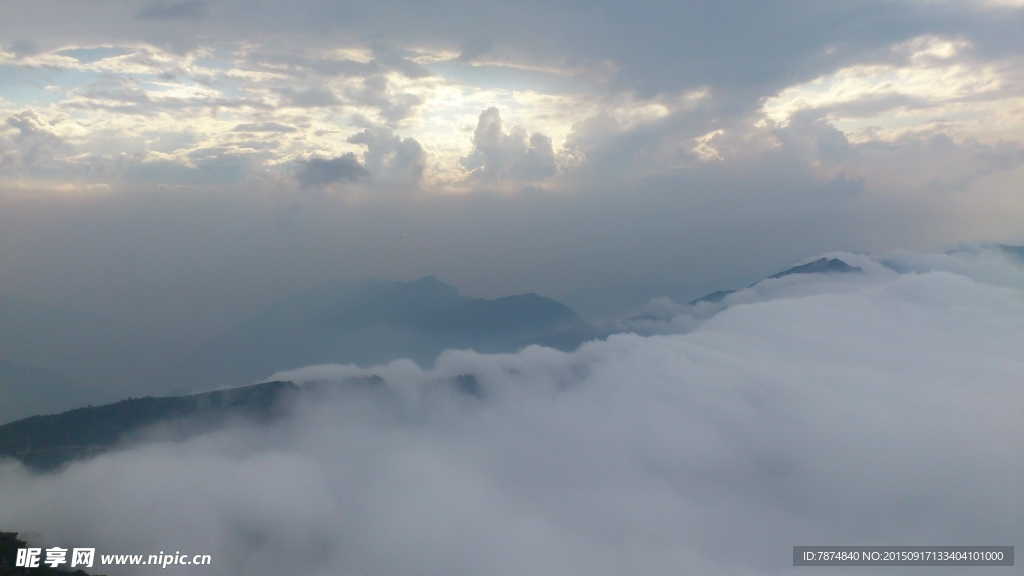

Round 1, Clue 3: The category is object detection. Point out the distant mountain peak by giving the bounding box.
[412,274,444,285]
[768,257,861,279]
[160,277,593,392]
[689,257,861,305]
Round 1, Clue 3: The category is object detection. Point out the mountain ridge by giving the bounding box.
[689,257,861,305]
[0,381,300,471]
[159,276,593,393]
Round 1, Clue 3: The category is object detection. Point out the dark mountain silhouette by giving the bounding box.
[689,258,861,305]
[160,276,596,392]
[766,257,860,278]
[0,374,490,472]
[0,381,299,472]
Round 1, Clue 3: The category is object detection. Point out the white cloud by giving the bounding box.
[1,248,1021,576]
[348,126,427,187]
[762,35,1023,145]
[5,109,68,165]
[692,129,724,162]
[458,107,557,183]
[2,28,1018,200]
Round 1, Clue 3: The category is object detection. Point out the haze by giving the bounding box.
[1,0,1023,574]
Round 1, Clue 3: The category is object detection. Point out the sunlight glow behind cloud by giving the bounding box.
[761,35,1021,144]
[2,9,1021,202]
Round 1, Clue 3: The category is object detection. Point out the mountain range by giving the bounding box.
[159,275,598,393]
[0,255,880,472]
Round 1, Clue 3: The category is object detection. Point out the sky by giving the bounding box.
[1,0,1022,337]
[1,247,1022,575]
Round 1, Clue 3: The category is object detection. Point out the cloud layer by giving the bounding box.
[1,248,1021,575]
[1,0,1022,197]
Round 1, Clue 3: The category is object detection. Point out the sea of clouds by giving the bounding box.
[1,246,1022,575]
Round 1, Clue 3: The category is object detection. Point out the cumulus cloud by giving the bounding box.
[293,125,427,191]
[760,34,1024,146]
[1,22,1019,200]
[0,108,135,183]
[348,126,426,187]
[296,153,367,188]
[5,109,68,167]
[459,107,557,182]
[1,248,1021,576]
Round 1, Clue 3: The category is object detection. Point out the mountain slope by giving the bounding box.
[160,277,594,392]
[0,381,299,471]
[689,258,861,305]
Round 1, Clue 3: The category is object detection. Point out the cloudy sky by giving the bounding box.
[1,1,1023,376]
